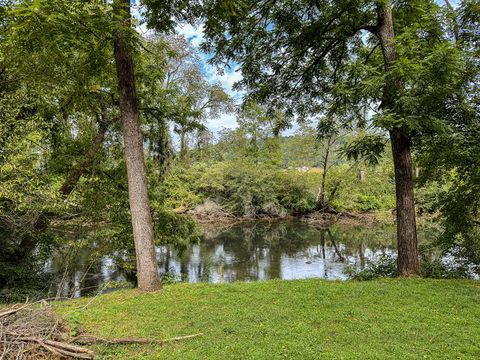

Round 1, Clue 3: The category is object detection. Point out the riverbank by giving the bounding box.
[187,198,394,227]
[58,279,479,359]
[191,208,436,229]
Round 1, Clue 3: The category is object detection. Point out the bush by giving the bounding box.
[345,254,397,280]
[327,163,396,212]
[195,160,317,216]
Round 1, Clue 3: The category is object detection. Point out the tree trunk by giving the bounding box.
[157,119,171,183]
[376,0,419,275]
[113,0,162,291]
[59,116,108,196]
[390,131,419,275]
[179,126,187,160]
[359,169,365,181]
[317,137,331,208]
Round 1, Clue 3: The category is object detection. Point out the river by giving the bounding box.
[47,220,435,297]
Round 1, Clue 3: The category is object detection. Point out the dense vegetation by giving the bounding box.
[0,0,478,299]
[0,1,479,358]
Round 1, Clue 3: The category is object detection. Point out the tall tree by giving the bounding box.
[418,0,480,269]
[201,0,461,275]
[374,1,418,275]
[113,0,161,291]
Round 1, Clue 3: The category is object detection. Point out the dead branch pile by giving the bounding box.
[0,302,94,359]
[0,301,203,359]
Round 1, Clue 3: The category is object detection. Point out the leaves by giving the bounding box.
[340,133,387,166]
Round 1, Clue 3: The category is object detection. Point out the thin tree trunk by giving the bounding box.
[158,119,171,182]
[179,127,187,160]
[376,0,419,275]
[59,116,108,195]
[317,138,331,207]
[113,0,162,291]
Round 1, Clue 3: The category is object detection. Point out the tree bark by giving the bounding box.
[390,130,419,275]
[376,0,419,275]
[113,0,162,291]
[317,136,332,208]
[59,116,108,196]
[179,126,187,160]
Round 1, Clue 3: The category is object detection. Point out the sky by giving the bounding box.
[175,24,243,132]
[135,13,243,133]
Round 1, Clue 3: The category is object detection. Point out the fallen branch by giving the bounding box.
[27,338,93,359]
[0,335,94,359]
[74,333,203,345]
[1,301,202,359]
[0,304,30,319]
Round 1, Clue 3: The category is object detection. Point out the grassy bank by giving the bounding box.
[60,279,479,359]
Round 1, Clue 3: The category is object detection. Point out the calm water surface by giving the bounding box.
[48,221,432,297]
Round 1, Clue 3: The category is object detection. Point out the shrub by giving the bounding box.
[345,254,397,280]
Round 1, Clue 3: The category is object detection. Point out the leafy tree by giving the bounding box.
[138,35,233,172]
[201,0,465,275]
[113,0,162,291]
[0,0,115,261]
[418,0,480,270]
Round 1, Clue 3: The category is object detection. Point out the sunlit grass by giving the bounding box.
[59,279,480,359]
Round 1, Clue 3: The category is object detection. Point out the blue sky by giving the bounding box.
[174,23,244,132]
[135,13,243,133]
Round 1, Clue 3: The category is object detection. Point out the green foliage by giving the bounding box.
[345,254,397,280]
[196,160,317,216]
[420,257,473,279]
[153,209,200,250]
[340,133,387,166]
[327,162,396,212]
[347,248,475,281]
[415,0,480,268]
[0,235,53,302]
[150,162,204,209]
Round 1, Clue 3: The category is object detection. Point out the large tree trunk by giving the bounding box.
[113,0,162,291]
[390,131,419,275]
[376,0,419,275]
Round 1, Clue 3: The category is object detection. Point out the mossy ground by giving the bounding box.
[59,279,480,359]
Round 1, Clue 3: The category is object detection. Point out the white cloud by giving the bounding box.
[209,113,238,132]
[176,24,205,48]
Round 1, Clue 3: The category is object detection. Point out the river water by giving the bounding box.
[47,221,434,297]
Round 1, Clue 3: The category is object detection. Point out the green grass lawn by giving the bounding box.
[60,279,480,359]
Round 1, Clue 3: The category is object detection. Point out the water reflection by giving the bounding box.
[163,222,398,282]
[48,221,420,297]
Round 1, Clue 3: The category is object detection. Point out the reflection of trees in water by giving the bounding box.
[49,221,407,294]
[201,222,334,281]
[176,221,402,281]
[49,245,131,298]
